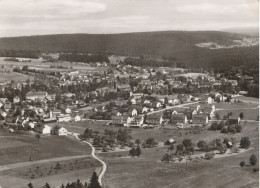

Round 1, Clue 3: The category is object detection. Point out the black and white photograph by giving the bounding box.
[0,0,259,187]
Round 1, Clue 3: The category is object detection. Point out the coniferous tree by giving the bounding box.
[89,172,101,188]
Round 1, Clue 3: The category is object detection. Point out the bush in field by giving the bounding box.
[136,146,142,157]
[231,146,240,153]
[168,144,174,151]
[240,137,251,149]
[218,144,227,154]
[129,147,136,156]
[54,162,61,169]
[253,168,259,172]
[250,154,257,166]
[205,152,215,160]
[175,144,185,155]
[182,139,194,154]
[197,140,208,151]
[161,153,172,162]
[240,161,245,167]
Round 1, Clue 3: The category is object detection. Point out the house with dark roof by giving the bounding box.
[228,116,240,125]
[192,114,208,124]
[111,115,132,126]
[171,114,187,124]
[146,115,163,125]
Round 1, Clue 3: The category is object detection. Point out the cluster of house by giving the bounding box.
[169,104,215,126]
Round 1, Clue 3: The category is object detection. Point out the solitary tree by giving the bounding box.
[168,144,174,151]
[136,146,142,157]
[89,172,101,188]
[239,112,244,119]
[197,140,207,151]
[28,183,33,188]
[129,147,136,157]
[240,137,251,149]
[35,134,40,141]
[250,154,257,166]
[44,183,51,188]
[215,113,220,120]
[135,139,141,146]
[240,161,245,167]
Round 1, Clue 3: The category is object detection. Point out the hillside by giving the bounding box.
[0,31,258,68]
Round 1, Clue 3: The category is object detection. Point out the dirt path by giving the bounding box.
[72,132,107,186]
[0,154,91,172]
[147,102,199,115]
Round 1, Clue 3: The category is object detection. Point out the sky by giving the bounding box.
[0,0,258,37]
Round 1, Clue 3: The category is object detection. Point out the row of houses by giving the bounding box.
[111,114,163,127]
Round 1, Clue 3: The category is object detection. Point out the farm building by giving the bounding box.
[42,125,52,134]
[192,114,208,124]
[26,91,48,101]
[58,127,69,136]
[111,115,132,126]
[146,115,163,125]
[228,116,241,125]
[171,114,187,124]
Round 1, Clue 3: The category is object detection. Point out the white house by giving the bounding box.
[65,108,72,114]
[131,98,137,105]
[172,110,178,115]
[1,111,7,118]
[202,96,214,104]
[42,125,52,134]
[143,100,151,104]
[13,96,20,104]
[29,122,36,129]
[129,109,138,116]
[74,115,81,122]
[172,99,180,105]
[142,107,148,114]
[58,127,68,136]
[155,102,162,108]
[57,114,71,122]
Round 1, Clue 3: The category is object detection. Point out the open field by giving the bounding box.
[0,161,98,188]
[0,65,33,82]
[0,130,100,188]
[0,57,107,73]
[0,132,92,165]
[101,121,259,188]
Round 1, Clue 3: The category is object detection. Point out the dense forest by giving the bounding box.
[0,49,40,58]
[59,53,109,63]
[0,31,258,68]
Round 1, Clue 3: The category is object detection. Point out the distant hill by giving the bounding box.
[0,31,258,68]
[222,27,259,37]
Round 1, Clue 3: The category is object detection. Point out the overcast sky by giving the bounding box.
[0,0,258,37]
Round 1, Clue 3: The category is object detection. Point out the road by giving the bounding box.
[72,132,107,186]
[147,101,199,115]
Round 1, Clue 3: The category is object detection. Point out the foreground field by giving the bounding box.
[101,121,259,188]
[0,131,92,165]
[0,130,100,188]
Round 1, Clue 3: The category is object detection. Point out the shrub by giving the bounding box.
[197,140,207,151]
[250,154,257,166]
[240,161,245,167]
[161,153,172,162]
[240,137,251,149]
[218,144,227,154]
[205,152,215,160]
[253,168,259,172]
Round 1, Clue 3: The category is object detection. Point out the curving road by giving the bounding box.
[72,133,107,186]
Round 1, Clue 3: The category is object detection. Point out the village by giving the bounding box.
[0,54,258,188]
